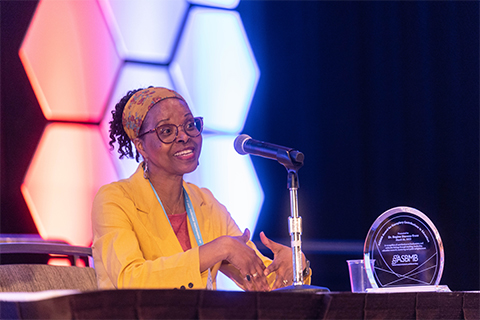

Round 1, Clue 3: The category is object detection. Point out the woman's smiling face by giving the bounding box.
[136,98,202,178]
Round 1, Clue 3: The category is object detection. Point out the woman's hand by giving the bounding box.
[224,229,270,291]
[260,231,304,290]
[199,228,269,291]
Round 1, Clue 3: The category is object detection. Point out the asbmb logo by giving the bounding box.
[392,254,419,266]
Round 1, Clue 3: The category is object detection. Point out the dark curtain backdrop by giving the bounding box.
[1,1,479,292]
[237,0,479,292]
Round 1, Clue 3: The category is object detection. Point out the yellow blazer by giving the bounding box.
[92,164,310,290]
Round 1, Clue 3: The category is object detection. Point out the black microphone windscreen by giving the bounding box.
[234,134,251,155]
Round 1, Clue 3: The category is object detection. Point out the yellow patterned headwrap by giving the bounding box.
[122,87,186,140]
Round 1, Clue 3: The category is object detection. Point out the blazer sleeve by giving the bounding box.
[92,184,206,290]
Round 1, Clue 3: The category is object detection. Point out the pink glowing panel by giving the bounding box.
[19,0,121,122]
[48,256,85,267]
[21,123,118,246]
[99,0,188,63]
[170,7,260,133]
[100,62,174,179]
[48,258,72,267]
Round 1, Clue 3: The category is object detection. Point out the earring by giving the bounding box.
[143,160,149,179]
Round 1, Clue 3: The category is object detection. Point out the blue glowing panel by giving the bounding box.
[188,0,240,9]
[99,0,188,63]
[100,62,174,179]
[185,134,264,232]
[170,7,260,133]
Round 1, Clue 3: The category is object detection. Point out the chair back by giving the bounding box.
[0,264,97,292]
[0,236,97,292]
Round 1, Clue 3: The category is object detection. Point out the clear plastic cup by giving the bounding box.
[346,259,374,292]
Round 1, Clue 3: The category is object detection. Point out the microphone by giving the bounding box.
[234,134,304,168]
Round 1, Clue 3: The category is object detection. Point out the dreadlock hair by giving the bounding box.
[108,88,145,162]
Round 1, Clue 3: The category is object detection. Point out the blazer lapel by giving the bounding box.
[129,164,184,255]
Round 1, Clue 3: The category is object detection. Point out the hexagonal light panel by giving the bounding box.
[170,7,260,133]
[19,0,121,123]
[100,62,174,178]
[21,123,118,246]
[99,0,189,63]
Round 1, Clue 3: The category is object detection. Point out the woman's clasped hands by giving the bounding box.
[224,229,270,291]
[223,229,300,291]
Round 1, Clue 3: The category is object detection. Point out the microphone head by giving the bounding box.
[234,134,251,155]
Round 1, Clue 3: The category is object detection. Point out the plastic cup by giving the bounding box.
[346,259,373,292]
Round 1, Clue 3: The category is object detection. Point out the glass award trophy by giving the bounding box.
[363,206,450,293]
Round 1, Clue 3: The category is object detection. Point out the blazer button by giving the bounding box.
[180,285,186,290]
[188,283,194,288]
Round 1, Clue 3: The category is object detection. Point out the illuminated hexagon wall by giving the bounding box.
[20,0,262,290]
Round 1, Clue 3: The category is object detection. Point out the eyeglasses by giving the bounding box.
[138,117,203,144]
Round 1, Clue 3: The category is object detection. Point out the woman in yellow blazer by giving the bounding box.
[92,87,311,291]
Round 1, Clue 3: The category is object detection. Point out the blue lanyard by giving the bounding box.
[149,180,213,289]
[148,180,204,246]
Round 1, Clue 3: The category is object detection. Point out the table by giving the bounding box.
[1,289,478,319]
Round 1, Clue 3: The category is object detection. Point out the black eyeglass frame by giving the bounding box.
[137,116,203,144]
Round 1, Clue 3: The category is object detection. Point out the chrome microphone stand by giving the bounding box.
[233,134,329,292]
[274,150,329,293]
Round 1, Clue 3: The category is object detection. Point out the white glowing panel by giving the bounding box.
[99,0,188,63]
[185,134,264,232]
[21,123,118,246]
[188,0,240,9]
[101,62,174,179]
[170,7,260,133]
